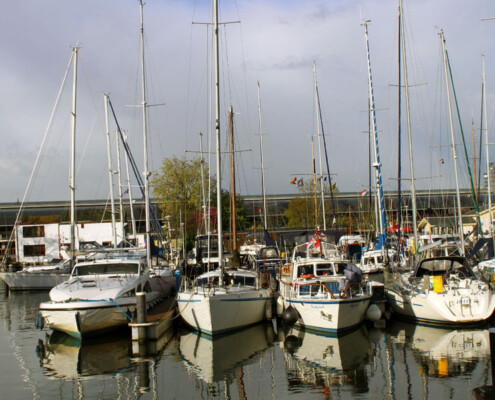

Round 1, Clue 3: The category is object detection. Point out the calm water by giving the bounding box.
[0,281,493,400]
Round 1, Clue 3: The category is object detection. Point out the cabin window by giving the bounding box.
[299,284,319,296]
[74,263,139,276]
[23,226,45,238]
[335,263,347,274]
[298,265,314,277]
[195,277,219,287]
[23,244,46,257]
[316,263,333,276]
[324,281,340,295]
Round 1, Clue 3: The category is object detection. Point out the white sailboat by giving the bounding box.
[176,0,273,335]
[386,255,495,324]
[39,253,162,339]
[40,2,171,338]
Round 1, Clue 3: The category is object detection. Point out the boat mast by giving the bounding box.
[229,106,238,252]
[114,129,125,243]
[257,82,268,230]
[199,132,208,235]
[104,94,118,249]
[139,0,152,266]
[314,65,337,227]
[483,54,493,247]
[440,30,464,254]
[122,132,137,240]
[400,0,419,248]
[311,136,319,226]
[396,4,402,255]
[314,63,327,231]
[70,46,78,268]
[363,21,387,251]
[213,0,224,283]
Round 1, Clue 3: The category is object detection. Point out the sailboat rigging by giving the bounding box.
[313,63,337,228]
[176,0,273,335]
[363,21,388,256]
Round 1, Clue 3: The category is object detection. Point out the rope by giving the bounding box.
[107,298,134,321]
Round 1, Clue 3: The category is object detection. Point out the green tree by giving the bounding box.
[211,188,250,233]
[284,178,339,228]
[152,156,209,243]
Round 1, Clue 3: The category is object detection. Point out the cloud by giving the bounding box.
[1,0,494,205]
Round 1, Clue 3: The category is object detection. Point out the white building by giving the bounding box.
[16,219,127,263]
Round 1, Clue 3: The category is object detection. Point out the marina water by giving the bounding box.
[0,282,493,399]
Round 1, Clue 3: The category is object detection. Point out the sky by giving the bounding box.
[1,0,495,204]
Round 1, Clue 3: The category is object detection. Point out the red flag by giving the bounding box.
[290,177,297,184]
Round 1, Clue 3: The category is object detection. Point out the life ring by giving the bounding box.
[282,265,291,275]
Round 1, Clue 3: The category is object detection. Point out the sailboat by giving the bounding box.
[176,0,273,335]
[39,2,169,338]
[385,21,495,325]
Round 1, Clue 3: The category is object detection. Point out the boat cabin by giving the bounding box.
[295,260,347,278]
[412,257,475,279]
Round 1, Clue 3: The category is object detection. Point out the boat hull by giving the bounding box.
[283,295,371,333]
[0,272,70,291]
[386,285,495,325]
[40,291,162,339]
[177,288,272,335]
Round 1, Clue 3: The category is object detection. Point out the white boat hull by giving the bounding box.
[40,291,161,339]
[386,285,495,324]
[0,272,69,291]
[283,295,371,333]
[177,288,272,335]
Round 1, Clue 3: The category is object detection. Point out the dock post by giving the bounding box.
[136,292,147,340]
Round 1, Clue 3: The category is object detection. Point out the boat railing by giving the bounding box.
[288,280,364,300]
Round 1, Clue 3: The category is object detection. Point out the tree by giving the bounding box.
[212,188,250,232]
[284,178,339,228]
[152,156,209,244]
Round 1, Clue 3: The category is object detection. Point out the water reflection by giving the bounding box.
[0,288,49,332]
[178,322,275,384]
[36,331,133,378]
[35,326,175,398]
[1,277,494,399]
[388,320,491,378]
[282,326,373,395]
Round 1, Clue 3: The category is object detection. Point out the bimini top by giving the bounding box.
[411,256,475,279]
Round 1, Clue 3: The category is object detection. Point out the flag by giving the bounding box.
[315,237,321,248]
[290,177,297,184]
[306,237,316,248]
[331,182,336,190]
[297,178,304,187]
[361,189,367,196]
[440,158,444,164]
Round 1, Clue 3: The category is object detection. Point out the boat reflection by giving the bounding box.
[178,322,275,384]
[0,290,49,332]
[36,331,133,378]
[388,319,490,378]
[281,325,373,395]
